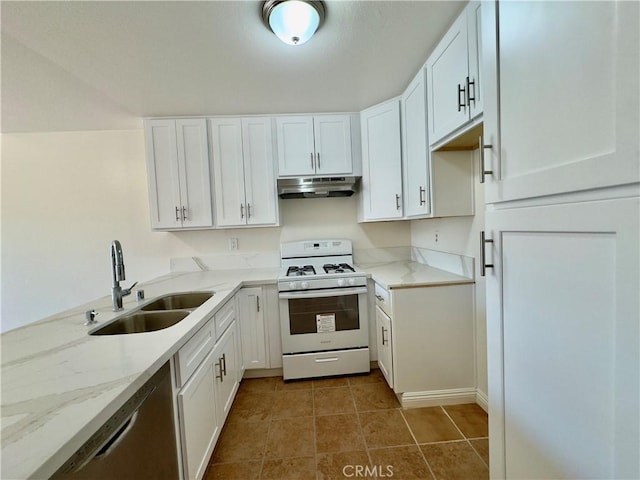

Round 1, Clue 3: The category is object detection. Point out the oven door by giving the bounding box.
[279,287,369,354]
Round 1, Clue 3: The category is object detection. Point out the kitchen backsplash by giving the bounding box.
[170,252,280,272]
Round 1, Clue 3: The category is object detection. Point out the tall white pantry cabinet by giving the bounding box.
[481,2,639,479]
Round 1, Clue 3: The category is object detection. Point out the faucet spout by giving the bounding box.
[111,240,134,311]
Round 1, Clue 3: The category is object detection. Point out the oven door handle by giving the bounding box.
[279,287,368,300]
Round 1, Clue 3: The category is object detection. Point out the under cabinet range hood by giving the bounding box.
[277,177,360,199]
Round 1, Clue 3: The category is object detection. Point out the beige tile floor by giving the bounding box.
[206,369,489,479]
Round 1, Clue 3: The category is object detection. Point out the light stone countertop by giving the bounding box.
[360,261,474,290]
[1,268,279,480]
[0,259,471,479]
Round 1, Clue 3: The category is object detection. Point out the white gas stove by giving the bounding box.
[278,240,370,381]
[278,239,367,292]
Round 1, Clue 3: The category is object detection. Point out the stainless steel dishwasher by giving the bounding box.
[52,362,179,479]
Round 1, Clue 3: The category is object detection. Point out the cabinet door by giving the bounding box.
[177,349,220,480]
[401,68,431,218]
[210,118,246,227]
[482,1,639,204]
[360,99,403,221]
[238,287,267,369]
[485,198,639,479]
[375,305,393,389]
[275,116,315,176]
[176,119,213,228]
[242,118,278,226]
[145,119,182,229]
[313,115,352,175]
[214,322,240,424]
[466,1,482,119]
[426,13,469,144]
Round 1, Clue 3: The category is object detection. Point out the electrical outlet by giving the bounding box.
[435,231,439,243]
[228,238,239,251]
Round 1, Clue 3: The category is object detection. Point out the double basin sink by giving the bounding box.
[90,292,214,335]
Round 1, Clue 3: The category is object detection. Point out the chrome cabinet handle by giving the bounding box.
[419,186,426,206]
[381,326,388,345]
[247,203,251,219]
[317,152,321,170]
[240,203,244,219]
[457,83,466,112]
[182,206,187,220]
[256,295,260,312]
[215,360,223,381]
[467,76,476,107]
[395,194,401,210]
[480,231,494,277]
[175,206,180,221]
[479,135,494,184]
[310,152,314,170]
[375,294,384,302]
[221,353,227,376]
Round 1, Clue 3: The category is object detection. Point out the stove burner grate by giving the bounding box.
[286,265,316,277]
[323,263,356,274]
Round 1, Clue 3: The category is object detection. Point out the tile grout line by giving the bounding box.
[439,405,489,469]
[398,408,438,480]
[312,384,319,480]
[347,376,375,472]
[257,381,277,480]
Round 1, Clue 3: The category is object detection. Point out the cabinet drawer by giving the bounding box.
[374,283,391,317]
[175,318,215,388]
[215,298,236,339]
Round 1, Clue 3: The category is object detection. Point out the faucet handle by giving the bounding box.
[85,310,98,325]
[122,281,138,297]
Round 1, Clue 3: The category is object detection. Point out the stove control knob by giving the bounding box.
[289,282,299,290]
[348,278,356,286]
[300,281,310,290]
[337,278,346,287]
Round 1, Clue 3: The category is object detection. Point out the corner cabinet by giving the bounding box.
[275,115,353,177]
[426,1,482,145]
[210,117,279,227]
[401,67,431,218]
[359,99,403,221]
[144,119,213,230]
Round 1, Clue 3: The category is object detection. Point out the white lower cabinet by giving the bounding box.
[177,346,219,480]
[213,321,240,423]
[374,281,475,406]
[238,285,282,370]
[375,305,393,388]
[238,287,266,369]
[175,298,241,480]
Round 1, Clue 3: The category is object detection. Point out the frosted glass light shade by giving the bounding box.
[263,0,325,45]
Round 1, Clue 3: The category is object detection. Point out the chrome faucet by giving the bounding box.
[111,240,137,311]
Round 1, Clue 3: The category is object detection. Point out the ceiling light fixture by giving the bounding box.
[262,0,326,46]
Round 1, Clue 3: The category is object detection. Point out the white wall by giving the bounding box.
[0,129,410,332]
[410,149,488,398]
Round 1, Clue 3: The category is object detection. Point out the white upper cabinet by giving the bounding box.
[210,117,278,227]
[426,1,483,146]
[401,68,431,218]
[276,115,352,177]
[482,1,639,204]
[144,118,213,230]
[359,99,403,221]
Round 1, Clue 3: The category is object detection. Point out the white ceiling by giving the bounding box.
[1,1,465,133]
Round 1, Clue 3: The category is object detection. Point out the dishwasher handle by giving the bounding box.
[71,385,157,472]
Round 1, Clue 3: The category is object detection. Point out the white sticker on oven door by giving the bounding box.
[316,313,336,333]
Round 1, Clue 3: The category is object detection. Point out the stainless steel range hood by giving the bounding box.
[277,177,360,199]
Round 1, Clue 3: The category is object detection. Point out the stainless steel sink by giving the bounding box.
[140,292,214,311]
[90,311,190,335]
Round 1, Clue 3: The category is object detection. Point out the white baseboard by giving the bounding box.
[475,389,489,413]
[400,388,478,408]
